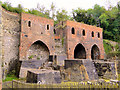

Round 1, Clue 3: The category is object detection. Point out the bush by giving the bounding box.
[103,39,113,54]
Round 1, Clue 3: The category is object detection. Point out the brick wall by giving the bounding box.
[58,20,105,60]
[19,13,55,60]
[0,6,106,82]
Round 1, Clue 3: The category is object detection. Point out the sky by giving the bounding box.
[1,0,119,13]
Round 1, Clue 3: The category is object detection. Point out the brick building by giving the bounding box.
[55,21,104,60]
[0,6,105,84]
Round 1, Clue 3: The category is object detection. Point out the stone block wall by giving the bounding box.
[1,7,20,74]
[56,55,67,66]
[27,41,50,61]
[54,38,66,55]
[0,6,2,90]
[26,69,61,84]
[19,60,46,78]
[64,59,98,82]
[94,60,118,79]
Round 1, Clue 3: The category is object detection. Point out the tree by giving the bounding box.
[99,13,109,30]
[72,8,96,25]
[55,9,70,25]
[17,4,24,14]
[112,1,120,42]
[50,2,56,19]
[36,3,50,18]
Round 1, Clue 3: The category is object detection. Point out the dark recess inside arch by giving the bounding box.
[82,29,85,36]
[98,32,100,38]
[92,31,94,37]
[71,27,75,34]
[28,21,31,27]
[91,45,100,60]
[27,40,50,61]
[74,43,86,59]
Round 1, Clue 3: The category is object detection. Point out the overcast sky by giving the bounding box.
[1,0,119,13]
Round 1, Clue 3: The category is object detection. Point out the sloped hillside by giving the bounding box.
[103,39,120,59]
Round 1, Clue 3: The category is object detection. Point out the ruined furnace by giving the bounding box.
[1,5,114,84]
[19,13,104,61]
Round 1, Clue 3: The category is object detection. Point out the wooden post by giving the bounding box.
[12,80,13,89]
[118,81,120,90]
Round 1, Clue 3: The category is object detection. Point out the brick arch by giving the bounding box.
[73,43,87,59]
[19,13,54,61]
[91,44,100,60]
[26,40,50,60]
[19,38,54,60]
[27,39,52,54]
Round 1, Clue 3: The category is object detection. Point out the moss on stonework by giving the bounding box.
[28,55,34,59]
[62,37,64,46]
[37,57,40,60]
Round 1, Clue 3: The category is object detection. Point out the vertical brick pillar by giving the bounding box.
[0,5,2,90]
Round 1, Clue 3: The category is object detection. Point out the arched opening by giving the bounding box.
[91,45,100,60]
[53,29,56,34]
[28,21,31,27]
[47,24,49,30]
[82,29,85,36]
[92,31,94,37]
[98,32,100,38]
[71,27,75,34]
[27,40,50,61]
[74,43,86,59]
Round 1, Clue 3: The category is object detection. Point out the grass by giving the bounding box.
[2,74,25,82]
[2,74,18,82]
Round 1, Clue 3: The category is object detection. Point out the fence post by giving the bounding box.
[118,81,120,90]
[12,80,13,89]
